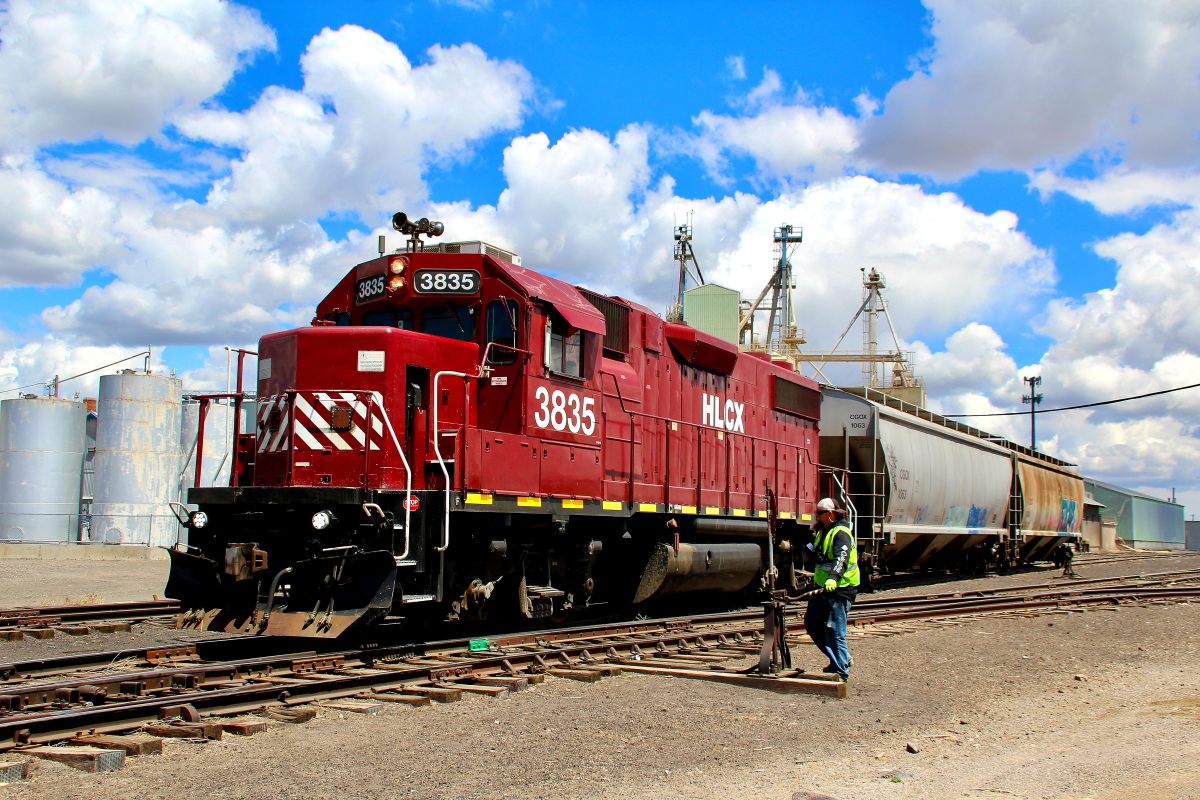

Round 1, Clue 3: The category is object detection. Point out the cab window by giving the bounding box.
[361,309,414,329]
[486,300,519,365]
[547,317,583,378]
[421,305,476,341]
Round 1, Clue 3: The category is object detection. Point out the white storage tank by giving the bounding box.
[179,399,243,495]
[89,371,184,546]
[0,395,88,542]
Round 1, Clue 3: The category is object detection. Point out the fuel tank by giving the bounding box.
[633,542,762,603]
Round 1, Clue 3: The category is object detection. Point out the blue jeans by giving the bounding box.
[804,593,853,678]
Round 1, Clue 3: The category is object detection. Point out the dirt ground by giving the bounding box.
[0,559,169,607]
[0,552,1198,799]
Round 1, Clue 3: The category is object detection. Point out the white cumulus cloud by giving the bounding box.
[35,24,536,345]
[175,26,534,228]
[860,0,1200,179]
[675,70,859,185]
[0,0,275,149]
[0,154,124,286]
[921,208,1200,491]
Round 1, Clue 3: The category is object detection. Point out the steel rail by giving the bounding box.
[0,602,182,633]
[2,580,1199,750]
[4,566,1197,677]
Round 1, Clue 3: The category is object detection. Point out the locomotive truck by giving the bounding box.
[167,216,822,637]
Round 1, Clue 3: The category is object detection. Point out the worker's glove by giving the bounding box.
[823,579,837,593]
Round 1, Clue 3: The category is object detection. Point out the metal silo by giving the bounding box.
[0,395,87,542]
[179,399,242,496]
[89,371,184,546]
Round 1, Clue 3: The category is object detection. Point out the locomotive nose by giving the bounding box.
[167,543,398,638]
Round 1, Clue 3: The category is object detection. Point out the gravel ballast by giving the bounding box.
[0,553,1197,799]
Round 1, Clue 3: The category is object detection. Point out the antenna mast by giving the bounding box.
[737,224,807,363]
[667,212,705,322]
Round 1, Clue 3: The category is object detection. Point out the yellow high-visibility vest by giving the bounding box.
[814,522,859,588]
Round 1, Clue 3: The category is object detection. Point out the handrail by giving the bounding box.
[269,389,414,561]
[371,397,413,560]
[432,371,471,552]
[430,342,516,553]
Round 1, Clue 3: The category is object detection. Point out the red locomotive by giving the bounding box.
[168,214,821,637]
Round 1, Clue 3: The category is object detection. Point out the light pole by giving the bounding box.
[1022,375,1043,450]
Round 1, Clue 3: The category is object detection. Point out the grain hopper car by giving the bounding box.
[819,386,1082,574]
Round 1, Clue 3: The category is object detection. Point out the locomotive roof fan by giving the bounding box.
[392,212,445,253]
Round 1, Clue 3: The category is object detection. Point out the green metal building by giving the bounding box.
[682,283,740,344]
[1084,478,1185,550]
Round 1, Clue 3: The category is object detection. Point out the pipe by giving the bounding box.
[260,566,294,625]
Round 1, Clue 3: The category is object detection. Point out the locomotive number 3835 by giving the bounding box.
[533,386,596,436]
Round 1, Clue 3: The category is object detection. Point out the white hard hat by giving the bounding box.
[816,498,838,512]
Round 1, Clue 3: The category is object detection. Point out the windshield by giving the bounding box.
[486,300,518,365]
[421,304,477,341]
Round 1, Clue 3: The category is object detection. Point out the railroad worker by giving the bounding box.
[1056,541,1079,578]
[804,498,859,681]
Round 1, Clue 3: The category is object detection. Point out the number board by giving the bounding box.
[413,269,480,295]
[528,381,599,439]
[356,273,387,305]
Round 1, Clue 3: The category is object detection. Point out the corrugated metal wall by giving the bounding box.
[1131,496,1185,549]
[683,284,740,344]
[1085,479,1185,550]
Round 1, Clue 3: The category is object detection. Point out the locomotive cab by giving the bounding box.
[168,215,822,637]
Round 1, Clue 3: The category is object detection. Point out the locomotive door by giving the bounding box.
[404,366,429,485]
[477,299,522,432]
[476,299,538,494]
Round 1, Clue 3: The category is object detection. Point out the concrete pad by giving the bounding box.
[322,701,383,715]
[23,746,125,773]
[0,761,32,782]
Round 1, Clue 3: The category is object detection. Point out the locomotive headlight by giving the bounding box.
[389,256,407,275]
[312,510,336,530]
[189,511,208,529]
[387,276,405,292]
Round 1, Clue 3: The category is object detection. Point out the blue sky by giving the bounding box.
[1,0,1198,509]
[0,0,1166,362]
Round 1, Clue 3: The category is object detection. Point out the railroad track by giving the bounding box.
[1074,550,1200,566]
[0,550,1191,640]
[0,600,180,638]
[0,569,1198,769]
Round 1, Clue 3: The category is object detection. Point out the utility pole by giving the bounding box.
[1022,375,1043,450]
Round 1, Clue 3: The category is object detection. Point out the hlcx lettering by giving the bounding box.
[701,393,745,433]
